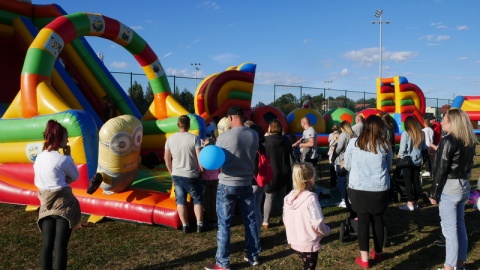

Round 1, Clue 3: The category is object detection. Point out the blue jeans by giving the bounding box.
[439,184,470,268]
[252,185,265,238]
[215,184,260,268]
[172,175,203,205]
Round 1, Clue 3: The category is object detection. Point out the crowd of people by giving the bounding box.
[33,106,477,270]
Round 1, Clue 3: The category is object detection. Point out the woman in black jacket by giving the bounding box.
[429,108,477,270]
[262,119,292,229]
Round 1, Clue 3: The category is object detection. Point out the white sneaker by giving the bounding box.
[421,171,430,177]
[336,200,347,208]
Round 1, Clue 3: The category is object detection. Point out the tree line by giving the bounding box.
[128,82,376,117]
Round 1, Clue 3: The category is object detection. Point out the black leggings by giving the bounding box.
[40,216,72,270]
[402,165,421,202]
[357,212,385,253]
[296,250,319,270]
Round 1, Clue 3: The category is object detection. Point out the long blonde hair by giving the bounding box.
[404,116,424,149]
[446,108,478,147]
[291,163,316,195]
[340,120,355,138]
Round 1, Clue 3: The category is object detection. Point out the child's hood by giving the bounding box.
[284,190,315,210]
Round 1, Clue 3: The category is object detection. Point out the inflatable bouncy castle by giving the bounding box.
[0,2,208,229]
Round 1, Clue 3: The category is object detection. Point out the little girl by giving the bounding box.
[283,162,330,270]
[200,137,220,226]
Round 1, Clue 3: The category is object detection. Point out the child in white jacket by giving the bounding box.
[283,162,330,270]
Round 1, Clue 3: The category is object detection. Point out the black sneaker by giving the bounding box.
[197,224,205,233]
[182,224,189,234]
[87,173,103,194]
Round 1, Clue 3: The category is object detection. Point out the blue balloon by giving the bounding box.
[199,145,225,170]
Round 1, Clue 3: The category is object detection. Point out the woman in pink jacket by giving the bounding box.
[283,162,330,270]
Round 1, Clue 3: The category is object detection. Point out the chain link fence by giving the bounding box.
[110,71,453,116]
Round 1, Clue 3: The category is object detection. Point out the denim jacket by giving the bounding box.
[344,138,392,192]
[398,132,425,166]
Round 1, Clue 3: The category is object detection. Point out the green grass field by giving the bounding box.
[1,153,479,270]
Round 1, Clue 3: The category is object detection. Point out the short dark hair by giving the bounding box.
[177,115,190,129]
[227,106,244,116]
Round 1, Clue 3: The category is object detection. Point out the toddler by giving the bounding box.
[283,162,330,270]
[200,137,220,226]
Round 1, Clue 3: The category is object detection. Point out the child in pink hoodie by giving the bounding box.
[283,162,331,270]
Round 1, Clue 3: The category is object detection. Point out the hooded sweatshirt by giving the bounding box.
[283,190,330,252]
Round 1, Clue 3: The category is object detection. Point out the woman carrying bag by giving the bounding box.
[397,116,426,211]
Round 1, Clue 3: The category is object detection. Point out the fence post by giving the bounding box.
[273,83,276,107]
[173,75,176,97]
[344,90,347,108]
[300,86,303,105]
[129,72,133,97]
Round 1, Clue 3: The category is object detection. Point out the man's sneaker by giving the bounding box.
[421,171,431,177]
[336,200,347,208]
[87,173,103,194]
[243,257,260,266]
[204,263,230,270]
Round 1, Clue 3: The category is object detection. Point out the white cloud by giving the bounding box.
[198,1,220,10]
[343,48,418,66]
[430,22,447,29]
[130,25,144,31]
[420,34,450,42]
[166,68,205,78]
[435,35,450,41]
[457,56,468,61]
[303,38,312,43]
[329,68,350,81]
[211,53,240,64]
[456,25,469,31]
[255,72,307,85]
[110,61,128,69]
[163,52,173,58]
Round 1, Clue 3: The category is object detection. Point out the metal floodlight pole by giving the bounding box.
[191,63,201,89]
[372,10,390,80]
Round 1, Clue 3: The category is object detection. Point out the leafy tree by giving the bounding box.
[272,93,299,115]
[129,81,148,115]
[177,88,194,113]
[253,101,266,108]
[145,83,154,106]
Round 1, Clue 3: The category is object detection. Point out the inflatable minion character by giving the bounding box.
[87,115,143,194]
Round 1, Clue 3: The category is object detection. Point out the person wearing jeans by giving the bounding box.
[205,106,261,270]
[429,108,477,270]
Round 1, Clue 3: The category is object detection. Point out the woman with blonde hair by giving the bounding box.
[398,116,426,211]
[429,109,477,270]
[344,115,392,268]
[283,163,330,270]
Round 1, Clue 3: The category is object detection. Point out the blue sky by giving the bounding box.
[35,0,480,106]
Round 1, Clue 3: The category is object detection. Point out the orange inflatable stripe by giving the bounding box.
[20,73,50,117]
[154,92,168,119]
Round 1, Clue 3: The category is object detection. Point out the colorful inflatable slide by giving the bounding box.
[0,1,211,229]
[376,76,426,135]
[451,96,480,136]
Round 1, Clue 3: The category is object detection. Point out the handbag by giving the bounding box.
[396,156,414,169]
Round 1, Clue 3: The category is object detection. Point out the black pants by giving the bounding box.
[296,250,319,270]
[402,165,421,202]
[40,215,72,270]
[357,212,385,253]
